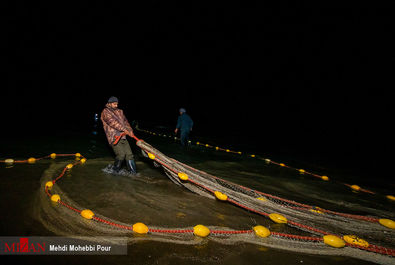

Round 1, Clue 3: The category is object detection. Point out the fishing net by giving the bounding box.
[35,139,395,265]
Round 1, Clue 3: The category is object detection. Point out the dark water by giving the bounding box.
[0,128,394,265]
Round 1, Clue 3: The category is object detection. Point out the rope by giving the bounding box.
[135,126,389,198]
[4,137,394,257]
[135,139,395,256]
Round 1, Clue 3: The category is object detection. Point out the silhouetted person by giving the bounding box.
[174,108,193,147]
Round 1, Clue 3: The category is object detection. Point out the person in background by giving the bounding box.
[101,96,137,174]
[174,108,193,147]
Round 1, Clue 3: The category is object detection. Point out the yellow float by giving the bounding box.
[45,181,53,189]
[379,219,395,229]
[257,197,267,202]
[50,194,60,202]
[50,153,56,159]
[28,157,36,164]
[148,153,155,160]
[350,185,360,191]
[81,209,94,219]
[323,235,345,248]
[310,206,324,214]
[253,225,270,238]
[214,191,228,201]
[4,159,14,164]
[133,222,149,234]
[178,172,189,181]
[386,195,395,201]
[193,225,210,237]
[321,176,329,181]
[343,235,369,247]
[269,213,287,224]
[310,209,323,214]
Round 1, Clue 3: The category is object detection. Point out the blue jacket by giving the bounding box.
[176,113,193,132]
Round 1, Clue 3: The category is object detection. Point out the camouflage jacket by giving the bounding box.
[101,103,133,145]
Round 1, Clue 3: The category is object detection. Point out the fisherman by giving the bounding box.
[101,96,137,174]
[174,108,193,147]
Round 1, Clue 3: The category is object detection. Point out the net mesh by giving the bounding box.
[35,140,395,265]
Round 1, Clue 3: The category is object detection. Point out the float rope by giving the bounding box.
[2,138,395,257]
[135,126,394,200]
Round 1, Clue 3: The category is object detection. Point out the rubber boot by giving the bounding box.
[112,159,123,173]
[126,160,137,175]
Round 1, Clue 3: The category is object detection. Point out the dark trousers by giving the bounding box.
[112,139,134,160]
[180,130,190,146]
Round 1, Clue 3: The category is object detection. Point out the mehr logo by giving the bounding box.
[4,238,45,253]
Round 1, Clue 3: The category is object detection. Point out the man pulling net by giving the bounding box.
[101,96,137,175]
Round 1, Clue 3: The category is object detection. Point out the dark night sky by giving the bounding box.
[1,1,394,178]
